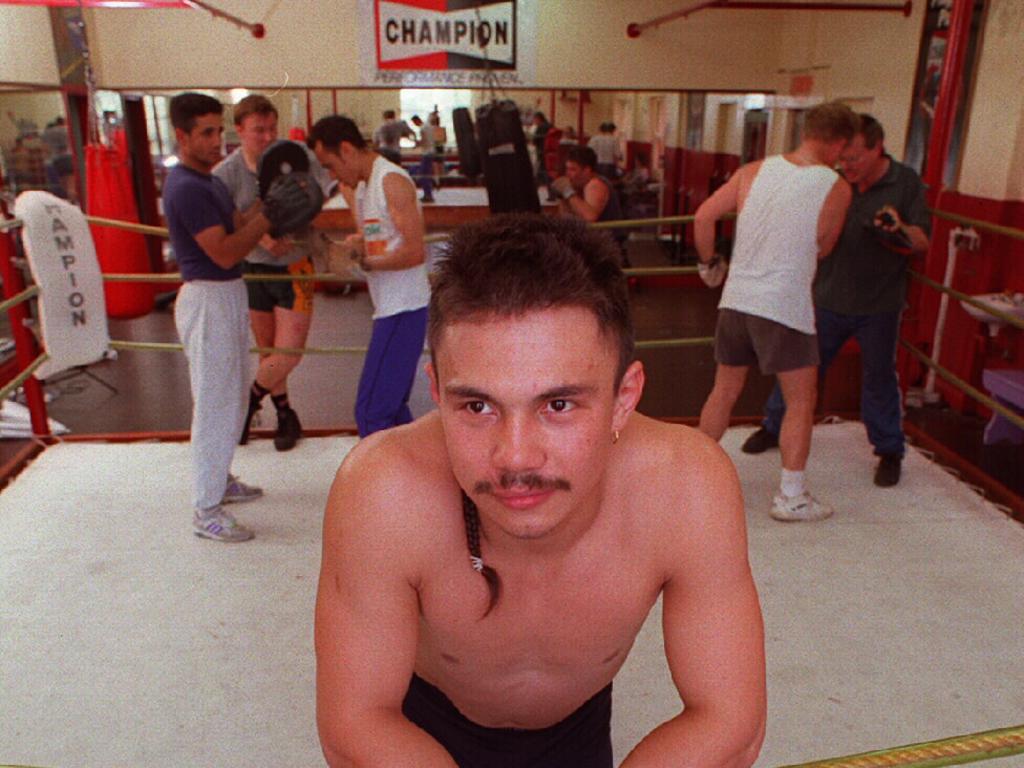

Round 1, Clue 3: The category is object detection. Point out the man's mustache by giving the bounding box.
[474,473,571,494]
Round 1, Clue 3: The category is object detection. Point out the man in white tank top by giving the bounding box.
[694,102,857,522]
[309,115,431,437]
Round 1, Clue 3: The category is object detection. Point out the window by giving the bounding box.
[399,89,472,150]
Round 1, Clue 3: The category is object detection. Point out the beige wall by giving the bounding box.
[773,3,926,161]
[89,1,356,90]
[0,6,59,86]
[82,0,783,91]
[4,1,1020,203]
[957,0,1024,201]
[533,1,781,90]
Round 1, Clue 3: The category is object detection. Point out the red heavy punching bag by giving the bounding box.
[86,141,154,318]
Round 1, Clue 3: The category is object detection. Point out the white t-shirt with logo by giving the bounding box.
[354,156,431,319]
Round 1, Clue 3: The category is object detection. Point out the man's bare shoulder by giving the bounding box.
[628,414,735,478]
[325,413,458,550]
[618,415,743,529]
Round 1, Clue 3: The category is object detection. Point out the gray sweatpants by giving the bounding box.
[174,279,250,512]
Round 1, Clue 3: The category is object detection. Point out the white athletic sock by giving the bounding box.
[780,468,806,498]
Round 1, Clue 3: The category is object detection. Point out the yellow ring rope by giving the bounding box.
[909,270,1024,333]
[0,285,40,314]
[900,339,1024,433]
[779,722,1024,768]
[0,352,50,403]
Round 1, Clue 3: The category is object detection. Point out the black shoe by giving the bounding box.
[274,407,302,452]
[741,427,779,454]
[239,398,262,446]
[874,454,902,487]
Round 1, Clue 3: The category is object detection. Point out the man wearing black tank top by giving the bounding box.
[315,214,766,767]
[551,145,632,267]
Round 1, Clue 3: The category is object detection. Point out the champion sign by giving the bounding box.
[376,1,516,70]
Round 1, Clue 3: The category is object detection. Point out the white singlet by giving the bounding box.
[718,155,838,334]
[354,156,431,320]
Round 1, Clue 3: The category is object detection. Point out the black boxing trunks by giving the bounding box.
[401,674,614,768]
[242,258,314,314]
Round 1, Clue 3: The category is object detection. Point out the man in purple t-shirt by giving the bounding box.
[164,92,273,543]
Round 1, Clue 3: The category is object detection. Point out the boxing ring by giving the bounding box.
[1,202,1023,768]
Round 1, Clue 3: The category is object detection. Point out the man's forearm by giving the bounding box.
[362,240,425,271]
[321,711,458,768]
[207,214,270,269]
[693,218,717,263]
[620,708,765,768]
[567,195,599,222]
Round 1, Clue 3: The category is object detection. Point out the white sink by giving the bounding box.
[959,292,1024,336]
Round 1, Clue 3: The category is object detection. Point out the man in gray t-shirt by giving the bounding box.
[213,94,333,452]
[373,109,414,166]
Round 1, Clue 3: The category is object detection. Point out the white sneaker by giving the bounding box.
[770,491,833,522]
[193,506,255,542]
[222,475,263,504]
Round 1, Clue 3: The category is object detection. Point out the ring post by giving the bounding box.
[0,227,51,438]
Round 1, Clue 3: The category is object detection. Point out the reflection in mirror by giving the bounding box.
[0,89,69,202]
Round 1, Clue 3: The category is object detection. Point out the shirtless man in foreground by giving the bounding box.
[315,214,766,767]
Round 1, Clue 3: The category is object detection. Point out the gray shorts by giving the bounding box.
[714,308,819,374]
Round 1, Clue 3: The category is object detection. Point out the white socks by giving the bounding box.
[780,468,806,498]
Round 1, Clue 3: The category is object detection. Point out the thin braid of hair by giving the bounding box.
[461,490,501,616]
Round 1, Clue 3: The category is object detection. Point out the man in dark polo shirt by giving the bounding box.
[743,114,931,488]
[164,92,273,542]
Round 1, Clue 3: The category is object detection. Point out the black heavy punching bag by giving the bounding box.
[474,100,540,214]
[452,107,482,182]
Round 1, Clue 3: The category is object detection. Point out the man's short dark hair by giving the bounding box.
[857,113,885,149]
[233,94,277,126]
[170,92,223,133]
[803,100,858,144]
[429,213,634,385]
[566,145,598,170]
[307,115,367,152]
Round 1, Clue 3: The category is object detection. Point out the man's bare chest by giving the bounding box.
[417,556,662,674]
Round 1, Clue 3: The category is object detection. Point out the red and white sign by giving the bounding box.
[377,0,515,70]
[361,0,535,86]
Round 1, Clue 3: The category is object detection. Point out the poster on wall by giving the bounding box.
[903,0,985,186]
[48,6,88,87]
[358,0,537,87]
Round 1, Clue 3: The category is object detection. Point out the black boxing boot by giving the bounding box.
[240,381,269,445]
[272,393,302,452]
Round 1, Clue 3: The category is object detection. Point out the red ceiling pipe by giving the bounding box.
[628,0,911,36]
[182,0,264,37]
[922,0,974,192]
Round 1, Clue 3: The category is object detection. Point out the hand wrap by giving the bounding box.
[698,255,728,288]
[550,176,575,200]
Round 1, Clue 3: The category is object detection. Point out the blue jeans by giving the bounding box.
[762,307,904,457]
[356,307,428,437]
[414,153,436,199]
